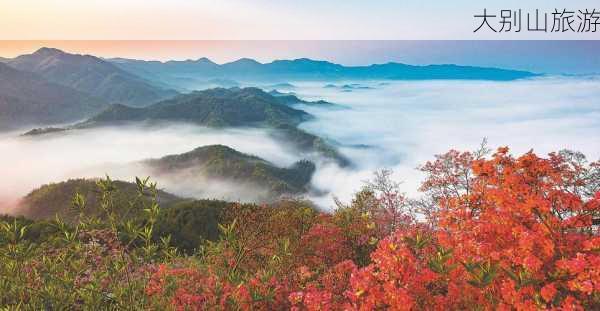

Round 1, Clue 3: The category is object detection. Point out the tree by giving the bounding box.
[346,147,600,309]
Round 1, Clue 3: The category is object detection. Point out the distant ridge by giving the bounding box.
[0,62,106,129]
[7,48,177,107]
[109,55,539,89]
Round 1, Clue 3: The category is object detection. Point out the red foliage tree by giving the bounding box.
[295,219,351,269]
[345,147,600,310]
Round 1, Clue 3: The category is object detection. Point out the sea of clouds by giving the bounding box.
[1,76,599,212]
[293,76,600,207]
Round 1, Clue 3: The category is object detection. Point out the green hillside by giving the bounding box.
[271,124,351,167]
[144,145,316,197]
[16,178,182,222]
[82,87,311,128]
[7,48,177,107]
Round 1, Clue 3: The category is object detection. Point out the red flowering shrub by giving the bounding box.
[237,272,292,310]
[346,228,471,310]
[295,220,352,269]
[146,264,239,310]
[289,260,357,310]
[340,148,600,310]
[146,262,295,310]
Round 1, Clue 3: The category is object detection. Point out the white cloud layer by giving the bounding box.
[0,76,598,213]
[293,76,600,208]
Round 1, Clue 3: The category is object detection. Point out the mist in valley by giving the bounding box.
[0,124,305,212]
[1,76,599,213]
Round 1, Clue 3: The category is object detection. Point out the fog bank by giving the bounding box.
[1,76,599,213]
[0,124,302,212]
[292,76,600,208]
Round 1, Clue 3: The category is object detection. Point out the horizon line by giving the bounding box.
[4,45,542,74]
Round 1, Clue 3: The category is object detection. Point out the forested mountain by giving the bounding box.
[268,90,343,108]
[271,124,351,167]
[7,48,177,107]
[82,87,311,128]
[144,145,316,197]
[0,63,106,129]
[77,87,348,164]
[15,178,182,222]
[20,87,347,165]
[13,145,315,223]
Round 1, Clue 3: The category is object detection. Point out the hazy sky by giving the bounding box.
[0,1,599,73]
[1,0,599,40]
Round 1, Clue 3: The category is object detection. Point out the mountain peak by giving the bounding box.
[190,144,245,157]
[227,58,262,66]
[293,58,325,63]
[33,47,66,57]
[195,57,216,65]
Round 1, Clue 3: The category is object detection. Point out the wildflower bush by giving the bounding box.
[1,147,599,310]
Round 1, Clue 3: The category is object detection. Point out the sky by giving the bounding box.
[1,1,599,73]
[1,0,600,40]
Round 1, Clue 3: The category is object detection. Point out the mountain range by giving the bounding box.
[0,48,182,129]
[0,47,538,130]
[0,62,105,130]
[109,56,538,90]
[6,48,177,107]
